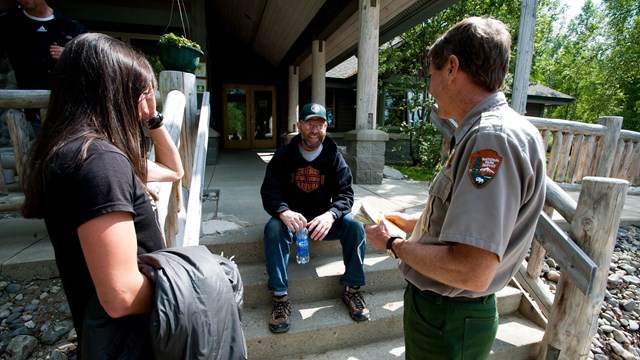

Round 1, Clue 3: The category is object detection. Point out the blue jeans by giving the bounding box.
[263,213,366,293]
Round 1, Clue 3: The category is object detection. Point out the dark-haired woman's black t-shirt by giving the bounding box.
[42,137,165,339]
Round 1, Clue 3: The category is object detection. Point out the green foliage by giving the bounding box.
[380,0,640,134]
[534,0,640,131]
[378,0,521,171]
[146,54,164,79]
[401,120,442,168]
[158,32,201,50]
[386,163,437,182]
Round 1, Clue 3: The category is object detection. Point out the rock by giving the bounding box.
[613,329,630,344]
[40,320,74,345]
[609,273,625,285]
[610,340,637,360]
[547,270,561,282]
[49,349,68,360]
[5,335,38,360]
[383,166,406,180]
[5,283,22,294]
[622,299,638,312]
[601,325,616,333]
[623,275,640,287]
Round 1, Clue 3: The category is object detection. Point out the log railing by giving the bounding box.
[0,70,210,248]
[430,109,629,359]
[526,115,640,188]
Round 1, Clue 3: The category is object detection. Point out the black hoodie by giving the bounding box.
[260,134,354,220]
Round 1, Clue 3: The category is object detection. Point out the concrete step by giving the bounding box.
[236,250,525,311]
[243,289,403,360]
[242,287,540,360]
[201,224,383,265]
[237,253,406,308]
[276,312,544,360]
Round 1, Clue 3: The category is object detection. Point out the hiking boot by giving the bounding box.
[269,295,291,333]
[342,287,370,322]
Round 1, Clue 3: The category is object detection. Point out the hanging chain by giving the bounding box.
[162,0,191,39]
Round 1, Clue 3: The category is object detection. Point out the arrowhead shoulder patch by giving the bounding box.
[468,149,502,188]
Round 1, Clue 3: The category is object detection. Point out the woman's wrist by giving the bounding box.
[147,113,164,130]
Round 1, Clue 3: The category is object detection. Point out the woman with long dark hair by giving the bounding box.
[22,32,183,357]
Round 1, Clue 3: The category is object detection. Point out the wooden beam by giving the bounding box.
[0,89,49,109]
[534,212,596,295]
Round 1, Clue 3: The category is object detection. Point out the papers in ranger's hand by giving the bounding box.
[353,202,405,237]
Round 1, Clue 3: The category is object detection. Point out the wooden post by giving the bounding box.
[355,0,379,130]
[511,0,537,115]
[159,70,197,189]
[311,40,325,105]
[288,65,299,133]
[537,177,628,360]
[6,109,32,182]
[149,90,186,247]
[0,161,7,197]
[595,116,622,178]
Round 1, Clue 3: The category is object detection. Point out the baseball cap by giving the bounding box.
[299,103,327,122]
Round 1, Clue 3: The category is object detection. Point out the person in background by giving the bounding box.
[21,33,183,358]
[260,102,369,333]
[365,17,546,359]
[0,0,86,133]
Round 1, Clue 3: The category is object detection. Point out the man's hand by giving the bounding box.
[279,210,307,232]
[364,221,392,251]
[308,211,335,241]
[49,43,64,60]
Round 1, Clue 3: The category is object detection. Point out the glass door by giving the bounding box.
[223,84,276,149]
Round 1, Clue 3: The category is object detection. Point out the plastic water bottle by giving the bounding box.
[296,227,310,264]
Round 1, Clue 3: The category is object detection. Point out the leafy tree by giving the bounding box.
[536,0,639,130]
[602,0,640,130]
[378,0,523,169]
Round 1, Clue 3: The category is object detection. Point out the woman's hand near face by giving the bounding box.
[138,86,157,123]
[140,86,184,182]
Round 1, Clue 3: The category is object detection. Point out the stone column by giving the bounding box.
[345,0,387,184]
[288,66,299,133]
[311,40,326,105]
[344,129,389,184]
[284,66,300,144]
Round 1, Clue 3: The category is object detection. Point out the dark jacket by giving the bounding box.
[139,246,247,360]
[81,246,247,359]
[260,134,354,220]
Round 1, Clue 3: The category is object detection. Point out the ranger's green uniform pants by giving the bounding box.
[404,283,498,360]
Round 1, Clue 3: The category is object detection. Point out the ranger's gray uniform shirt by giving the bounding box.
[400,92,546,298]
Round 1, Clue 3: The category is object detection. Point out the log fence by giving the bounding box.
[0,70,209,248]
[526,115,640,188]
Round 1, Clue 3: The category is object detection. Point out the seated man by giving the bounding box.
[260,102,368,333]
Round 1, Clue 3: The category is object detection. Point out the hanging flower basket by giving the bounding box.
[157,33,204,73]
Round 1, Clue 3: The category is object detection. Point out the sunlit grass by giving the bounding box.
[386,163,436,181]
